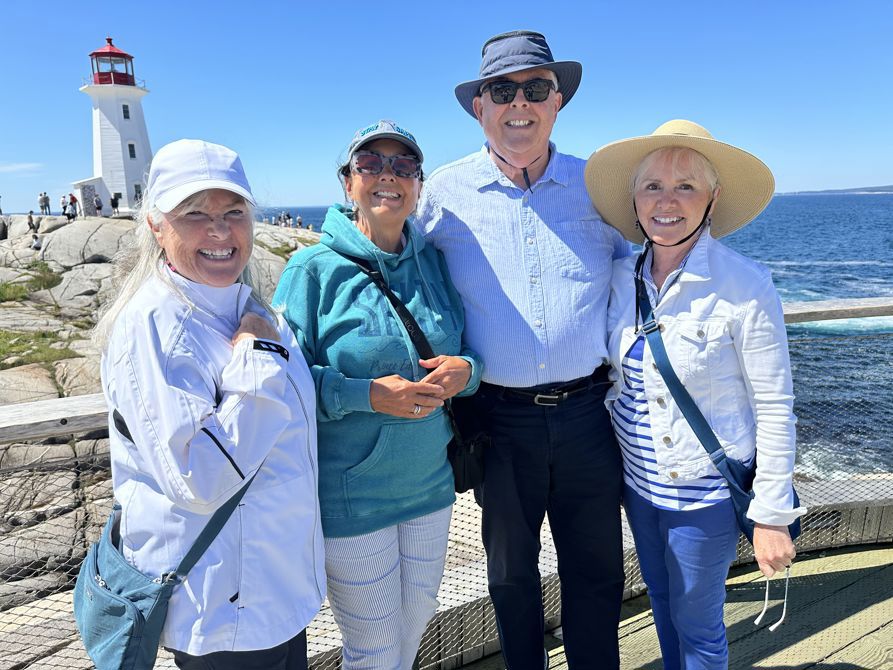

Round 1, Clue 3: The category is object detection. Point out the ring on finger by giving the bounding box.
[413,404,421,415]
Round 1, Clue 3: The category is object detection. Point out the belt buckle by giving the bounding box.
[533,393,562,406]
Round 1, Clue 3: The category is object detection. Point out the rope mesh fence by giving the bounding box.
[0,330,890,669]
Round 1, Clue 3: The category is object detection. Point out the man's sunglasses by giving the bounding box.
[350,151,422,179]
[480,78,557,105]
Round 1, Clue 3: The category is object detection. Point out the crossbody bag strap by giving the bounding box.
[332,250,462,431]
[634,251,729,473]
[332,250,436,360]
[173,469,259,579]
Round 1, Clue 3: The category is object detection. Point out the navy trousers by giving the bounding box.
[473,380,624,669]
[170,629,308,670]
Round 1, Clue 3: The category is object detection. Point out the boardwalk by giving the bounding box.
[465,544,893,670]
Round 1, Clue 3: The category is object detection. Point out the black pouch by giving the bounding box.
[446,396,489,493]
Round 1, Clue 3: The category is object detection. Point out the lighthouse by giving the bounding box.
[73,37,152,215]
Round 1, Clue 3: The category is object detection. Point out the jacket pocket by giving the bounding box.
[343,413,452,517]
[677,320,730,380]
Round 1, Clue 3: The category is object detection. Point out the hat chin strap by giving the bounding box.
[635,199,713,248]
[490,147,545,191]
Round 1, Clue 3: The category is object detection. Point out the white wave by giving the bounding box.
[789,316,893,333]
[764,260,882,267]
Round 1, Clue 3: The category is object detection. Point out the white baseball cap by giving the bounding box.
[146,139,256,213]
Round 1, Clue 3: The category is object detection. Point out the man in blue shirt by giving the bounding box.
[416,30,628,669]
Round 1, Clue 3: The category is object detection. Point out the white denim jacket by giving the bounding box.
[606,233,806,526]
[102,269,325,654]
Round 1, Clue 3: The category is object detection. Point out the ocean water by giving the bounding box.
[266,195,893,477]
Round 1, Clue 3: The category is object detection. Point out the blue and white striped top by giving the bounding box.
[612,334,730,511]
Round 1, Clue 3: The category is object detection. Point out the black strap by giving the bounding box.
[334,251,436,359]
[333,250,465,435]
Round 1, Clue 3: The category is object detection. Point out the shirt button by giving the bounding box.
[662,435,672,445]
[669,471,679,479]
[538,363,546,369]
[697,329,705,338]
[534,319,543,327]
[658,323,666,333]
[527,237,535,245]
[529,276,538,284]
[656,397,666,408]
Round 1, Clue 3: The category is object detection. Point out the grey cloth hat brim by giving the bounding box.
[455,60,582,117]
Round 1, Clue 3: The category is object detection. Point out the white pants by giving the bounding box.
[324,505,453,670]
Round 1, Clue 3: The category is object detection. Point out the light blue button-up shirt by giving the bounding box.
[416,144,630,388]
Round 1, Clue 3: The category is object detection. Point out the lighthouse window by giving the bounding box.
[122,104,130,120]
[128,143,137,159]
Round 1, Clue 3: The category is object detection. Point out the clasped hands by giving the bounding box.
[370,355,471,418]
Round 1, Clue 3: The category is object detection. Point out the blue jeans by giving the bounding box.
[623,485,739,670]
[170,629,307,670]
[474,380,624,669]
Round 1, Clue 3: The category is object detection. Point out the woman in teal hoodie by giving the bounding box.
[273,120,481,670]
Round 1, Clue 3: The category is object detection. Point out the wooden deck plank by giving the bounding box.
[819,621,893,670]
[464,546,893,670]
[730,563,893,667]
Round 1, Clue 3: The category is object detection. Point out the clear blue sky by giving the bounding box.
[2,1,892,213]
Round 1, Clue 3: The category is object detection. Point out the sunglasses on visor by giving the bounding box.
[350,151,422,179]
[480,78,557,104]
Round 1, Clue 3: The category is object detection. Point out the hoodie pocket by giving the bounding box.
[343,413,452,517]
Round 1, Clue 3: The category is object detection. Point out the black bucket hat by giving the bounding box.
[455,30,582,117]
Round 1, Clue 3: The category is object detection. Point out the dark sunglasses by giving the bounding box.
[480,78,557,104]
[350,151,422,179]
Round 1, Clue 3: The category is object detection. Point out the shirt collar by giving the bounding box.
[165,266,252,324]
[473,142,566,190]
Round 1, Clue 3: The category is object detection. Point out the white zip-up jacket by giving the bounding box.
[101,269,325,654]
[606,233,806,526]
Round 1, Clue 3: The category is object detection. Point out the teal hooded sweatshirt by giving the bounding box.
[273,205,482,537]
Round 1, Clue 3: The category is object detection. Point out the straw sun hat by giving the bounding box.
[584,119,775,244]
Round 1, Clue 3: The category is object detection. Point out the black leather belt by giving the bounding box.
[482,365,610,407]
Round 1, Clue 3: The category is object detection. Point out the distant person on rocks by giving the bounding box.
[274,119,481,670]
[28,211,38,232]
[93,194,103,216]
[60,194,68,216]
[296,215,303,228]
[30,233,41,250]
[91,138,324,669]
[587,119,805,670]
[0,217,7,241]
[68,193,79,219]
[110,193,119,215]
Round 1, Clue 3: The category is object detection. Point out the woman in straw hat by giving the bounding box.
[585,120,805,669]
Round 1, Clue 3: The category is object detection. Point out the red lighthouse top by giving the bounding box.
[89,37,136,86]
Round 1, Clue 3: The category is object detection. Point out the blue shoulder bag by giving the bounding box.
[633,251,801,545]
[73,411,258,669]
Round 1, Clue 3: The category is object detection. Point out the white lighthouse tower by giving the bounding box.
[73,37,152,215]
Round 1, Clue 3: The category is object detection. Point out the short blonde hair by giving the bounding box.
[632,146,720,193]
